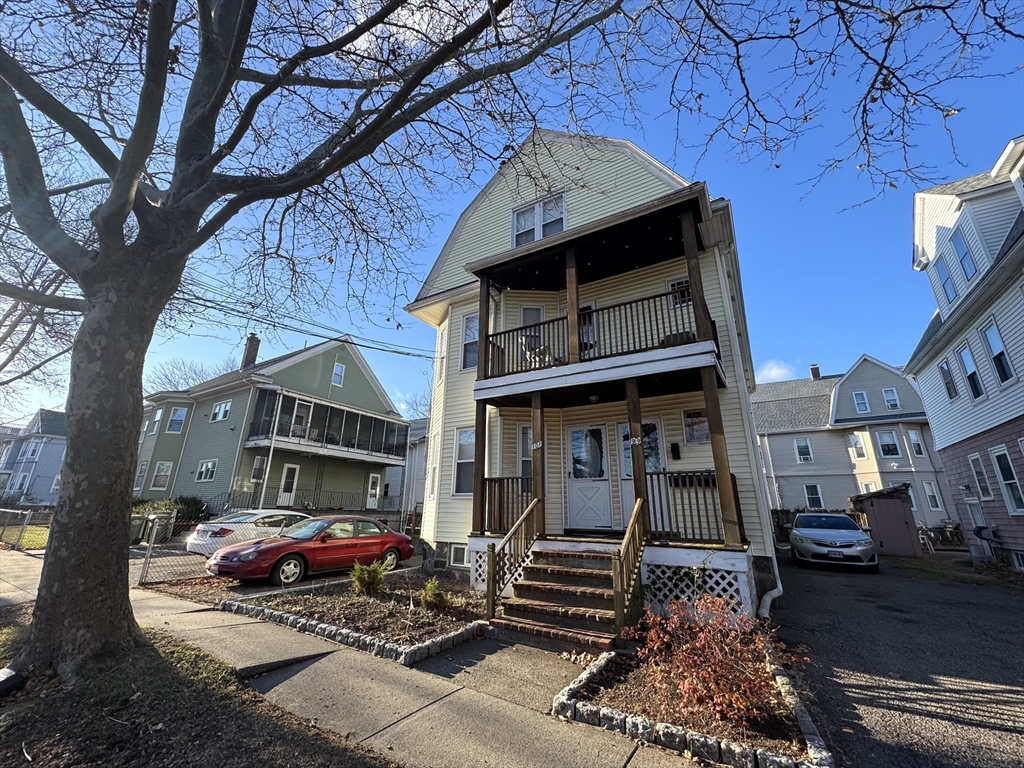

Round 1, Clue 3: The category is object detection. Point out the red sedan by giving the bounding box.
[206,515,415,586]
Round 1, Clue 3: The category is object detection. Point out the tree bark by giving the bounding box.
[11,249,179,681]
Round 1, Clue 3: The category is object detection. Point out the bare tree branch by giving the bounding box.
[0,279,86,313]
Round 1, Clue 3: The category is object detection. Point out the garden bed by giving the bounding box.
[138,573,354,605]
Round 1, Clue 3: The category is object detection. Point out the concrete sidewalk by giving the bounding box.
[0,549,685,767]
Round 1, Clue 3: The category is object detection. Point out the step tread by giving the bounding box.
[534,549,614,561]
[515,581,615,599]
[522,564,613,579]
[502,598,616,624]
[489,616,616,650]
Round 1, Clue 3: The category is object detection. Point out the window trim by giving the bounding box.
[451,427,475,497]
[853,391,870,414]
[793,438,814,464]
[934,255,957,303]
[922,480,942,511]
[20,440,41,460]
[134,460,149,492]
[11,472,30,492]
[861,481,877,494]
[511,192,566,248]
[667,277,692,308]
[166,406,188,434]
[427,434,439,500]
[1011,550,1024,573]
[875,429,901,458]
[989,445,1024,515]
[803,483,824,509]
[251,455,266,483]
[449,543,469,569]
[938,358,959,400]
[460,312,480,372]
[950,228,978,281]
[210,400,232,423]
[881,387,901,411]
[331,362,345,387]
[149,408,163,434]
[968,453,994,500]
[519,424,533,487]
[907,429,925,458]
[150,461,173,491]
[683,410,711,445]
[958,343,986,401]
[196,459,218,483]
[50,473,61,494]
[849,433,867,460]
[980,318,1015,386]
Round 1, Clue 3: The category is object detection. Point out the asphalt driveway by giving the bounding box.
[774,554,1024,768]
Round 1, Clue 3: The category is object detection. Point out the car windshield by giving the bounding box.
[794,514,861,531]
[214,512,259,523]
[281,519,331,540]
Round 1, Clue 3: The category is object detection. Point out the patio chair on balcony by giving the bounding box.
[519,335,560,369]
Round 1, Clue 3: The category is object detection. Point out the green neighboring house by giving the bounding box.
[135,335,409,517]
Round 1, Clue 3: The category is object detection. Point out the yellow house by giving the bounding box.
[406,130,779,648]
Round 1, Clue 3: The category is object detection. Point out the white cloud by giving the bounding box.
[755,359,796,383]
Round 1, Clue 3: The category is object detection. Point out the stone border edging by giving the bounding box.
[220,598,485,667]
[551,652,835,768]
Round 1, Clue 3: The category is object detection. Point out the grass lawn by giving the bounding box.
[0,524,50,550]
[887,553,1024,590]
[0,604,402,768]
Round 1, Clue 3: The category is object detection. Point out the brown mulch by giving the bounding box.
[248,569,485,646]
[580,654,805,759]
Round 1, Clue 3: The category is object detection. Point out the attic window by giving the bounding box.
[951,229,977,281]
[332,363,345,387]
[513,194,564,247]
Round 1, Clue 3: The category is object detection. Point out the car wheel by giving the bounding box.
[867,563,881,574]
[271,555,305,586]
[790,549,801,568]
[379,548,400,572]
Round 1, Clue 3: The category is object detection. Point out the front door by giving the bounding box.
[366,473,382,510]
[964,499,992,560]
[618,419,666,513]
[277,464,300,507]
[567,425,612,529]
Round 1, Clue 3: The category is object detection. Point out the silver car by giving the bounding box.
[789,513,879,572]
[186,510,310,557]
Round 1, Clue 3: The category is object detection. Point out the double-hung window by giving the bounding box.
[134,461,149,491]
[251,455,266,483]
[882,388,901,410]
[968,453,993,499]
[889,482,918,510]
[210,400,232,422]
[453,428,475,495]
[20,440,41,460]
[804,484,824,509]
[196,459,217,482]
[982,321,1014,384]
[51,473,61,494]
[684,411,710,444]
[331,363,345,386]
[876,430,900,457]
[853,391,870,414]
[923,481,942,511]
[951,230,977,281]
[150,408,163,434]
[150,461,173,490]
[959,345,984,399]
[849,433,867,460]
[461,314,479,371]
[861,482,877,494]
[794,438,814,463]
[990,447,1024,514]
[519,425,533,493]
[938,359,958,399]
[907,429,925,457]
[513,194,564,247]
[166,407,187,434]
[935,256,957,303]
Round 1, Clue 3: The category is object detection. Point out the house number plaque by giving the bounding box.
[531,440,544,451]
[629,437,643,446]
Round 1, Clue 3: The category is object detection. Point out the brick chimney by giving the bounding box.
[810,364,821,380]
[241,333,260,370]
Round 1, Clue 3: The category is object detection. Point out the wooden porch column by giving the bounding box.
[472,274,490,535]
[531,391,545,538]
[565,247,580,364]
[624,378,648,534]
[678,208,713,341]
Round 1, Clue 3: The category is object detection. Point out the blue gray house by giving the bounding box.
[0,409,67,507]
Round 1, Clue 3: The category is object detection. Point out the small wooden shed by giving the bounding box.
[849,484,921,558]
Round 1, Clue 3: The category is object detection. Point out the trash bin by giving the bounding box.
[129,515,147,546]
[139,513,174,545]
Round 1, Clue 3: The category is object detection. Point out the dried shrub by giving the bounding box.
[351,562,386,597]
[623,595,781,728]
[419,577,450,613]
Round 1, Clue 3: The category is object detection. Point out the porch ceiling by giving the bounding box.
[479,199,706,293]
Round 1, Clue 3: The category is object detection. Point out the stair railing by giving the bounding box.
[485,497,542,619]
[611,498,648,631]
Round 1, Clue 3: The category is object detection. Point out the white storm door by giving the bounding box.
[618,419,666,517]
[366,473,382,510]
[276,464,300,507]
[567,425,612,529]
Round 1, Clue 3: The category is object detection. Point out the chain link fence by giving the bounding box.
[0,508,53,551]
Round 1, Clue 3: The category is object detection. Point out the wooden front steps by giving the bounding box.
[488,548,619,653]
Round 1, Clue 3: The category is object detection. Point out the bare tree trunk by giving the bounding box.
[11,256,176,681]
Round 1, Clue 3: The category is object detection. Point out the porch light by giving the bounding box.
[589,395,599,403]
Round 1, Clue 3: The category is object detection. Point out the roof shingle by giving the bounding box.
[750,376,841,432]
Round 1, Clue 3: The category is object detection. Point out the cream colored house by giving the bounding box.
[405,130,778,647]
[752,357,953,527]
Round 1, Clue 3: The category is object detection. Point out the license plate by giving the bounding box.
[208,564,218,574]
[827,550,844,559]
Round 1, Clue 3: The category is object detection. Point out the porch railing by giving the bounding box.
[485,497,542,619]
[206,487,368,513]
[611,498,648,631]
[483,290,714,378]
[645,471,728,544]
[483,476,532,532]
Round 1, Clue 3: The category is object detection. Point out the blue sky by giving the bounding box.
[5,41,1023,424]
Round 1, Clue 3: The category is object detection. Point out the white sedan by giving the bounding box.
[186,510,310,557]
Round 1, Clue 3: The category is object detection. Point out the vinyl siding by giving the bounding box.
[833,358,925,422]
[425,138,680,297]
[233,448,382,502]
[172,386,254,499]
[269,344,393,414]
[913,274,1024,450]
[969,189,1021,260]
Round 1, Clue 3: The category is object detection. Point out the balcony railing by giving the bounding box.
[483,291,713,378]
[645,471,737,544]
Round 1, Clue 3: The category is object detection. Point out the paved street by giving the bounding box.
[774,555,1024,768]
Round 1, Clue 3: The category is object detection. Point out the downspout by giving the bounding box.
[757,431,784,619]
[257,392,284,509]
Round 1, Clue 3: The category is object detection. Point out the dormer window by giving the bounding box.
[935,256,957,303]
[951,229,977,281]
[513,194,564,247]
